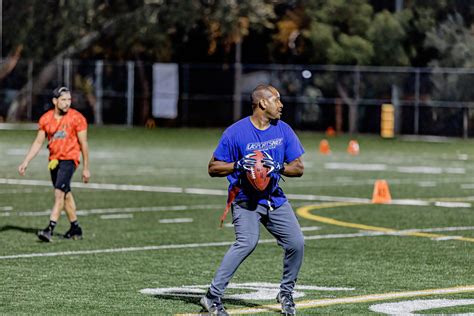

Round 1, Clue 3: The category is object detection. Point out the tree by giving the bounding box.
[425,13,474,101]
[367,10,409,66]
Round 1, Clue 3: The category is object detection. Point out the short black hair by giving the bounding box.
[53,86,70,98]
[251,84,276,109]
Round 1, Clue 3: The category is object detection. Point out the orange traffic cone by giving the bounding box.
[347,140,360,155]
[319,139,331,155]
[372,180,392,204]
[325,126,336,137]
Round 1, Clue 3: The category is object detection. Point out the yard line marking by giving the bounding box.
[184,188,227,195]
[324,164,465,175]
[1,178,435,205]
[370,298,474,314]
[297,203,474,243]
[159,218,193,224]
[0,178,183,193]
[100,214,133,220]
[0,188,51,194]
[325,163,387,171]
[2,226,473,260]
[431,236,463,241]
[434,201,471,208]
[0,204,223,217]
[0,206,13,211]
[220,285,474,314]
[300,226,321,232]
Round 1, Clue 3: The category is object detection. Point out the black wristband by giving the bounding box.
[279,165,285,174]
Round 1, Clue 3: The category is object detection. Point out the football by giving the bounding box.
[246,150,270,191]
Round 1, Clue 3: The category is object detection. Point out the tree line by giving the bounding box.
[3,0,474,67]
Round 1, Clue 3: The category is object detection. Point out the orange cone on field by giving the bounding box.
[372,180,392,204]
[347,140,360,155]
[319,139,331,155]
[325,126,336,137]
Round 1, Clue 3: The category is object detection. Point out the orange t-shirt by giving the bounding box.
[38,108,87,167]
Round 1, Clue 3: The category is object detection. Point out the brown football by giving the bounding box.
[246,150,270,191]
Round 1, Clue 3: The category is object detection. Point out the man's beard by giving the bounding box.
[58,108,68,116]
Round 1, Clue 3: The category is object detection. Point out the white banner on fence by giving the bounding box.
[152,63,179,119]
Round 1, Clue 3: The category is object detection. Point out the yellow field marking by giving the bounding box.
[220,285,474,314]
[296,203,474,243]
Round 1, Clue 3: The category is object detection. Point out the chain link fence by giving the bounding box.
[1,58,474,137]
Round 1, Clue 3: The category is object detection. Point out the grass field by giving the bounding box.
[0,126,473,314]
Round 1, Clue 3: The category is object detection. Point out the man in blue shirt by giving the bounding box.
[200,84,305,316]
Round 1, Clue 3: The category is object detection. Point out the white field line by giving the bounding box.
[324,163,465,175]
[0,188,51,194]
[0,206,13,211]
[100,214,133,220]
[0,178,435,206]
[289,177,473,188]
[434,201,471,208]
[325,163,387,171]
[159,218,193,224]
[300,226,321,232]
[0,178,470,207]
[1,226,473,260]
[0,204,223,217]
[224,286,474,314]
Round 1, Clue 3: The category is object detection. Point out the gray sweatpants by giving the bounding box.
[209,201,305,298]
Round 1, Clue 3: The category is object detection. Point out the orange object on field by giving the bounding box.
[372,180,392,204]
[319,139,331,155]
[347,140,360,155]
[325,126,336,137]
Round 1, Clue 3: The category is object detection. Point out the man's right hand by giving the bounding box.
[234,152,257,172]
[18,161,28,176]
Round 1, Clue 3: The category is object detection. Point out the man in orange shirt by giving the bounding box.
[18,87,90,242]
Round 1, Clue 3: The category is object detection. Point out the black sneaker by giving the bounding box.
[276,292,296,315]
[37,229,52,242]
[199,293,228,316]
[63,226,83,240]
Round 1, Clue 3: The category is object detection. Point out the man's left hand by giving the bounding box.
[262,152,284,175]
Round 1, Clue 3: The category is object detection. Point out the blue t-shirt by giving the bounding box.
[213,117,305,208]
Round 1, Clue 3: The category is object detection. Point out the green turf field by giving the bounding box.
[0,127,473,314]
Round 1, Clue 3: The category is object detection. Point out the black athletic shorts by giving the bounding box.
[50,160,76,193]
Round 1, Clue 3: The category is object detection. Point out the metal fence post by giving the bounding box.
[94,60,103,125]
[414,69,420,134]
[182,63,189,126]
[26,59,33,121]
[126,61,135,127]
[463,106,468,139]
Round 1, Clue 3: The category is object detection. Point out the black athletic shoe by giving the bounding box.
[200,293,228,316]
[37,229,52,242]
[63,226,83,240]
[276,292,296,315]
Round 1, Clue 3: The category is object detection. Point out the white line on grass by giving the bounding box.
[3,178,473,207]
[224,286,474,314]
[324,163,465,175]
[325,163,387,171]
[300,226,322,232]
[100,214,133,220]
[434,201,471,208]
[0,204,223,217]
[1,226,473,260]
[159,218,193,224]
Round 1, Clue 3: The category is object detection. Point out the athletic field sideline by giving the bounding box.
[0,127,473,314]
